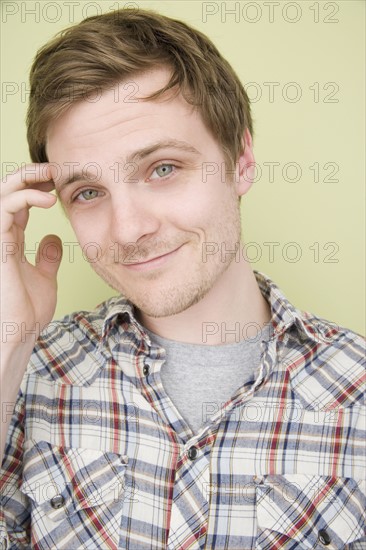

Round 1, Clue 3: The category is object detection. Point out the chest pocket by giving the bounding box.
[20,440,128,549]
[256,474,366,550]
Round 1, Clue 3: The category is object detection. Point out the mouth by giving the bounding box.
[122,245,184,272]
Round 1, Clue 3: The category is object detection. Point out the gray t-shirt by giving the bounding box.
[146,322,273,434]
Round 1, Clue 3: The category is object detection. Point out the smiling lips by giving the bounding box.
[122,245,183,271]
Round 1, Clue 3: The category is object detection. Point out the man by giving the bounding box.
[0,8,365,550]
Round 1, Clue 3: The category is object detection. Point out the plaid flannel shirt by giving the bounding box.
[1,271,365,550]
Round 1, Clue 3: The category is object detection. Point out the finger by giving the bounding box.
[36,235,63,278]
[1,163,55,195]
[13,206,30,232]
[1,189,57,234]
[28,181,55,193]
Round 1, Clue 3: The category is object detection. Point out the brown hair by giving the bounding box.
[27,8,253,169]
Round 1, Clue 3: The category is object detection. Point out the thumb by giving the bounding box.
[36,235,63,277]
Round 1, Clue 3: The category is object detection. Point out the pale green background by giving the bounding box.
[1,1,365,334]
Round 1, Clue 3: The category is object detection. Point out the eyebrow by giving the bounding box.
[56,139,201,191]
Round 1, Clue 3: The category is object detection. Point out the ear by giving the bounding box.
[236,128,255,198]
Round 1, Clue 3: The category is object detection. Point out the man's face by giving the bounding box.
[47,67,252,318]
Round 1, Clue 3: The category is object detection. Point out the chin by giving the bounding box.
[93,256,231,318]
[130,276,219,319]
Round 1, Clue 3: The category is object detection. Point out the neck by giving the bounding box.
[138,257,271,345]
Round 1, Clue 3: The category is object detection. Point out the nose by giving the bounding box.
[108,187,161,247]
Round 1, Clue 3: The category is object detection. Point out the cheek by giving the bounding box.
[177,186,237,228]
[68,214,103,250]
[176,184,223,218]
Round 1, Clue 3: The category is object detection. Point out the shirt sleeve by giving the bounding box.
[0,389,31,549]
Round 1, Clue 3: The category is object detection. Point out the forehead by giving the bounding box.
[45,66,225,186]
[46,66,197,152]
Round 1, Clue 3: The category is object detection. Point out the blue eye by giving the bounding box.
[77,189,99,201]
[151,164,174,178]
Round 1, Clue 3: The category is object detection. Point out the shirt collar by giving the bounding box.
[97,270,343,350]
[254,271,343,344]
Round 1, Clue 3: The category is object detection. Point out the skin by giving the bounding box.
[46,66,271,343]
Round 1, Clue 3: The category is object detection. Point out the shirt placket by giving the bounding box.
[135,346,214,548]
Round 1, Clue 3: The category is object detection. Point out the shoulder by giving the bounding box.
[36,295,118,347]
[300,309,365,351]
[286,310,365,410]
[24,296,129,384]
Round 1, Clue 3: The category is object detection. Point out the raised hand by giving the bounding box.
[0,163,63,459]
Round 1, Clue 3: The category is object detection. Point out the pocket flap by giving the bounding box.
[20,440,128,522]
[256,475,365,549]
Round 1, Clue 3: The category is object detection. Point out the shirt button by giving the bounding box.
[187,446,198,460]
[50,494,65,509]
[318,529,331,546]
[143,364,150,376]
